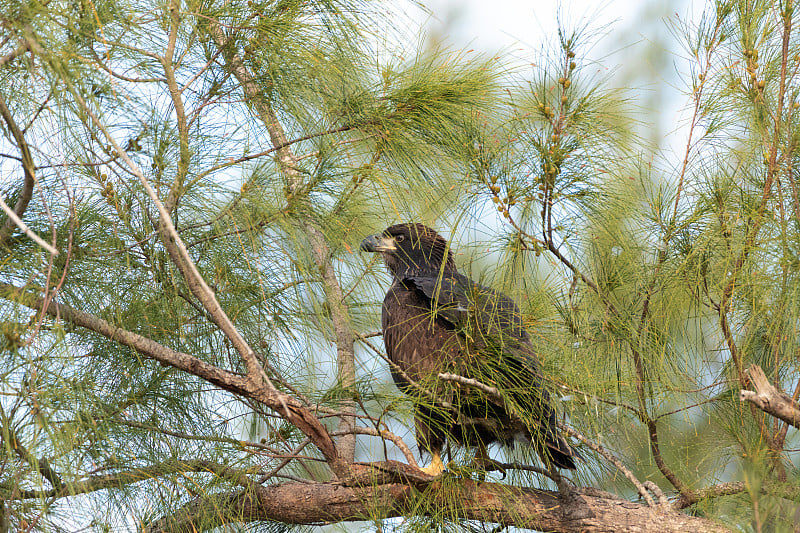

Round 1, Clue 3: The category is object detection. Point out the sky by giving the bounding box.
[417,0,646,53]
[414,0,701,155]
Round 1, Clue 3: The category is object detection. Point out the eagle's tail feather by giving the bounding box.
[544,436,581,470]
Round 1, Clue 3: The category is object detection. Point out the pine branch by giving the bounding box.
[0,421,63,490]
[53,55,274,391]
[0,281,348,479]
[673,479,800,510]
[51,64,361,477]
[3,459,259,499]
[143,478,731,533]
[0,282,252,395]
[0,91,38,247]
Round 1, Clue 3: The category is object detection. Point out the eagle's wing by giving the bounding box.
[402,272,548,393]
[405,273,580,469]
[404,273,529,343]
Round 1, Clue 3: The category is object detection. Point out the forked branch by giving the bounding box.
[740,365,800,429]
[0,92,38,247]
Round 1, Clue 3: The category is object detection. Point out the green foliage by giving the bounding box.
[0,0,798,531]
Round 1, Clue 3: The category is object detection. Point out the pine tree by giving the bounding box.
[0,0,797,531]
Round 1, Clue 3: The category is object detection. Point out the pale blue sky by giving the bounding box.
[417,0,706,156]
[418,0,649,55]
[415,0,698,155]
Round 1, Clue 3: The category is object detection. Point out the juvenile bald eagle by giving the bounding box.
[361,223,579,475]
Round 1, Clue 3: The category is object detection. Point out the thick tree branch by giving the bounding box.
[740,365,800,428]
[145,478,730,533]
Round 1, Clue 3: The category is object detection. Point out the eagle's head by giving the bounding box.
[361,223,456,277]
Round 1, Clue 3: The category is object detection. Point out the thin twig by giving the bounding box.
[258,438,311,483]
[357,338,453,410]
[0,195,57,255]
[0,91,38,247]
[438,373,501,397]
[559,424,656,507]
[332,427,418,468]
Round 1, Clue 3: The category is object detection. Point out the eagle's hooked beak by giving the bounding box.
[360,234,396,253]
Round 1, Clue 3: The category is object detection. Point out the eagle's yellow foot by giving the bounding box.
[419,451,446,476]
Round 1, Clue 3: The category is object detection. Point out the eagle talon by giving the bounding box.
[419,452,446,477]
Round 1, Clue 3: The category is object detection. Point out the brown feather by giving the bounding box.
[362,223,580,470]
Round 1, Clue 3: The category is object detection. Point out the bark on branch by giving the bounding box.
[145,477,731,533]
[740,364,800,428]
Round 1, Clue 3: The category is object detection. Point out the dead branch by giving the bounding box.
[740,365,800,428]
[438,372,501,396]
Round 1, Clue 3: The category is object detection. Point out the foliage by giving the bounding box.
[0,0,797,531]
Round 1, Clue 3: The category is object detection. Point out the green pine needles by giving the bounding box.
[0,0,797,531]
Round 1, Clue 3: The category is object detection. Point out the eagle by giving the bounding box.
[361,223,579,475]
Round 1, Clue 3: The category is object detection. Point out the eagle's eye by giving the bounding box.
[395,235,405,243]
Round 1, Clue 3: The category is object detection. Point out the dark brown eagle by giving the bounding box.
[361,223,579,475]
